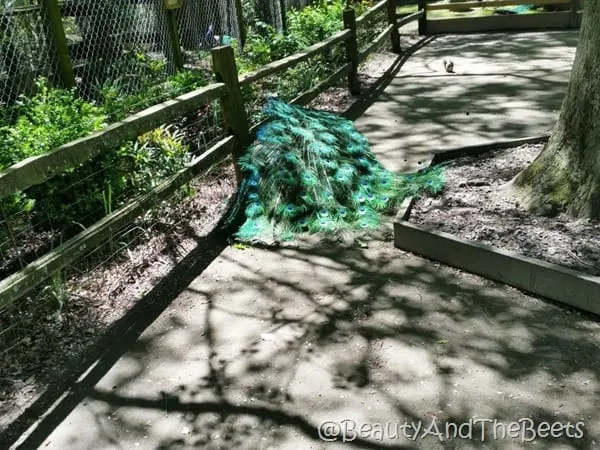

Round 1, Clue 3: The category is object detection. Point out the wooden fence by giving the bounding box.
[0,0,585,311]
[0,0,419,312]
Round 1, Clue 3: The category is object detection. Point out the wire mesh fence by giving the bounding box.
[0,154,237,418]
[0,1,61,122]
[1,0,367,125]
[0,0,398,433]
[0,0,247,123]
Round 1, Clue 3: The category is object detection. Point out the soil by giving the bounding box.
[411,143,600,277]
[0,40,416,444]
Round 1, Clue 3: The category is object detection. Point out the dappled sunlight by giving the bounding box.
[355,31,578,172]
[35,222,600,449]
[10,28,599,450]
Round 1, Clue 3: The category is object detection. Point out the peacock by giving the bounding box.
[223,98,444,244]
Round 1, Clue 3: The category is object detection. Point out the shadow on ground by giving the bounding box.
[23,224,600,449]
[354,31,578,172]
[1,36,429,449]
[6,31,599,450]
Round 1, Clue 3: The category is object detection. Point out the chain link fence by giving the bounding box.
[0,1,342,124]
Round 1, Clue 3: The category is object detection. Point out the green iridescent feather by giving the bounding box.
[225,99,445,244]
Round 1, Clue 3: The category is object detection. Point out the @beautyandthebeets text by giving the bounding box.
[318,418,585,443]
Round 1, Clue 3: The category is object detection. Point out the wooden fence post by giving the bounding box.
[279,0,288,34]
[343,8,360,95]
[417,0,428,35]
[234,0,247,50]
[40,0,75,89]
[568,0,579,28]
[211,46,251,182]
[163,1,185,70]
[386,0,402,53]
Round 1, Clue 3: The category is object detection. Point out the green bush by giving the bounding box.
[23,125,190,232]
[98,56,208,122]
[0,77,193,240]
[0,79,106,169]
[238,0,373,110]
[240,0,372,71]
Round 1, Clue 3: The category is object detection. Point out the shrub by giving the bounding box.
[0,78,107,169]
[0,78,192,241]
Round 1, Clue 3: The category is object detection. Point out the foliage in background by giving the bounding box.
[239,0,372,72]
[97,51,208,122]
[23,125,189,232]
[0,79,107,169]
[0,76,191,247]
[236,0,374,124]
[0,0,385,265]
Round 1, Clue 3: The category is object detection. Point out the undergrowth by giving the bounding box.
[0,0,388,286]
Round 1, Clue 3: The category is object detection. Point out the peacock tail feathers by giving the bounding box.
[227,98,445,244]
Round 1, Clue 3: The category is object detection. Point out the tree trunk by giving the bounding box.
[511,0,600,219]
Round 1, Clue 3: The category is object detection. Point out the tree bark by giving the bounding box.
[511,0,600,219]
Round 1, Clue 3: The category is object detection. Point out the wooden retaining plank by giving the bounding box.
[394,137,599,316]
[431,135,550,163]
[426,11,579,34]
[427,0,569,10]
[394,221,600,316]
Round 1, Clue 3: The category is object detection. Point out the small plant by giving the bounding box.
[42,271,70,321]
[98,67,208,122]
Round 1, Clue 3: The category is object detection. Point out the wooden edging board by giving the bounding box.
[393,136,600,316]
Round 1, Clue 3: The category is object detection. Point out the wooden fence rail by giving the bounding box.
[0,137,235,312]
[0,0,422,311]
[0,84,227,199]
[238,29,353,86]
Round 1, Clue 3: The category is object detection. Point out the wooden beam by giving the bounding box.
[356,0,389,27]
[238,29,351,86]
[386,0,402,53]
[164,5,184,70]
[343,8,360,95]
[0,136,235,312]
[40,0,75,89]
[291,63,353,106]
[417,0,428,34]
[426,0,569,10]
[233,0,247,49]
[211,46,250,182]
[0,83,226,199]
[426,11,577,33]
[397,10,425,28]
